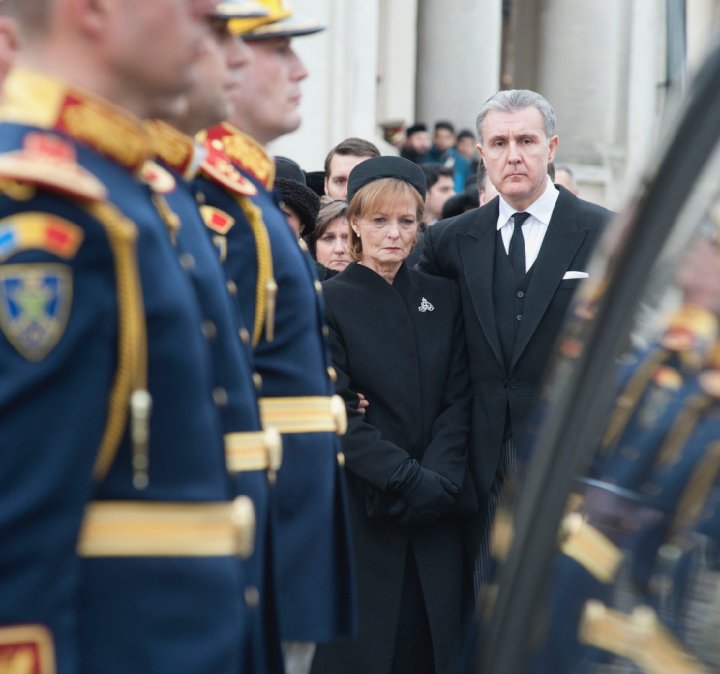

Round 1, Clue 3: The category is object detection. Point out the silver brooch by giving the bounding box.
[418,297,435,312]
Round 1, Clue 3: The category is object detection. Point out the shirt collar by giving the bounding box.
[496,176,559,230]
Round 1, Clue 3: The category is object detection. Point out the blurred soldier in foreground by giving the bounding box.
[145,3,289,673]
[0,1,262,672]
[195,2,355,673]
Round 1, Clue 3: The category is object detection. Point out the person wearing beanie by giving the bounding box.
[401,122,431,164]
[276,177,321,238]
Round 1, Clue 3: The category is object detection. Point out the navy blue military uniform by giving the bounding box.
[0,68,254,674]
[146,119,284,674]
[527,305,720,673]
[195,123,355,643]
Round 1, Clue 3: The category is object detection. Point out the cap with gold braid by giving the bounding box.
[212,0,270,19]
[228,0,325,40]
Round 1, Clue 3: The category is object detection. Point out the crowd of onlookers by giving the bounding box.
[274,121,581,279]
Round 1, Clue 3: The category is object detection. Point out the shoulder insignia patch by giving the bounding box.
[140,160,177,195]
[200,145,257,197]
[0,133,107,202]
[0,213,84,263]
[200,205,235,235]
[0,263,73,361]
[0,623,56,674]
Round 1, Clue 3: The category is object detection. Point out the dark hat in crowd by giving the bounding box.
[405,123,428,137]
[347,156,427,202]
[441,190,479,219]
[304,170,326,198]
[275,178,321,237]
[275,156,306,185]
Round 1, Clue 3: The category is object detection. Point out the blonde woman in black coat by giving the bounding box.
[311,157,475,674]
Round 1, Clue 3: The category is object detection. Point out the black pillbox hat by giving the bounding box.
[347,156,427,202]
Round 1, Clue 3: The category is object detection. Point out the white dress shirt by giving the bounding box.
[497,177,559,273]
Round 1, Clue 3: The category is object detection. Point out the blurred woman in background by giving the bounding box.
[308,198,351,279]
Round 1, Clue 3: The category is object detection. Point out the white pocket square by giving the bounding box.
[562,271,589,280]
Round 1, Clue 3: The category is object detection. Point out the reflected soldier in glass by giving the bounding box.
[524,233,720,673]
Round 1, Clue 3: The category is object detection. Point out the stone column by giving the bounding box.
[376,0,419,134]
[415,0,502,132]
[270,0,382,171]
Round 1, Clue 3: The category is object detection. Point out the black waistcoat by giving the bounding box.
[493,231,534,372]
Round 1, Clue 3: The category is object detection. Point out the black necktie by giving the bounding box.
[508,212,530,276]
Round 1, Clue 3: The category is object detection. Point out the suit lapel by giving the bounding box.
[457,207,504,368]
[511,191,587,367]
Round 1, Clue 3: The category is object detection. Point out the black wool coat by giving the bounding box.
[311,261,474,674]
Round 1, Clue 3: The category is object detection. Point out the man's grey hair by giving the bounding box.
[475,89,557,142]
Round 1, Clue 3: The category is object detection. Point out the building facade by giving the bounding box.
[272,0,720,208]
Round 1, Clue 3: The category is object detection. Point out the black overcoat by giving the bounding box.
[311,261,473,674]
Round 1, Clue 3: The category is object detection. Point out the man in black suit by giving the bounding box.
[418,89,613,582]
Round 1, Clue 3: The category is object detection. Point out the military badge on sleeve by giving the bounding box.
[0,263,73,361]
[0,214,82,360]
[0,623,56,673]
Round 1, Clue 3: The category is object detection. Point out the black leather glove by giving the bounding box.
[388,458,460,516]
[388,497,433,526]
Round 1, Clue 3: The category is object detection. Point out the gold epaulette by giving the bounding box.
[579,601,708,674]
[144,120,196,180]
[660,305,718,355]
[196,137,257,197]
[1,67,150,173]
[0,132,107,202]
[202,123,275,189]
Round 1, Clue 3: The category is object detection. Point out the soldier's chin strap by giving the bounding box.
[88,202,150,490]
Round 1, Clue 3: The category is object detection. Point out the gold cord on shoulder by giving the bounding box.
[235,195,276,345]
[601,349,670,452]
[86,202,149,487]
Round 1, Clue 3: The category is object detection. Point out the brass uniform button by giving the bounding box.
[238,327,251,345]
[201,320,217,339]
[179,253,196,272]
[226,280,238,296]
[322,325,330,338]
[314,280,322,293]
[327,366,337,383]
[213,387,229,407]
[337,452,346,467]
[196,191,206,204]
[252,373,263,391]
[245,585,260,607]
[298,239,309,252]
